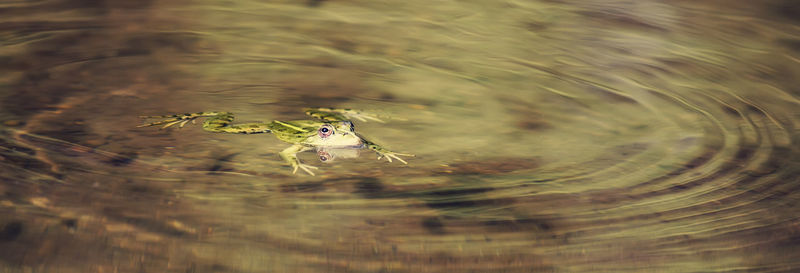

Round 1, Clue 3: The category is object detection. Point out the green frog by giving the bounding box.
[138,108,413,176]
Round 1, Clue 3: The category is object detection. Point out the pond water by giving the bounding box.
[1,0,799,272]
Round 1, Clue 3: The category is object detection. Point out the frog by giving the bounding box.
[137,107,413,176]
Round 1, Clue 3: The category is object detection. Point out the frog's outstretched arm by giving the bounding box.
[357,134,414,164]
[279,143,317,176]
[304,108,385,123]
[138,112,273,134]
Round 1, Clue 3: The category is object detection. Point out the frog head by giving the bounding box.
[302,121,363,147]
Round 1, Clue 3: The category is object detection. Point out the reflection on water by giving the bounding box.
[1,0,799,272]
[317,147,364,163]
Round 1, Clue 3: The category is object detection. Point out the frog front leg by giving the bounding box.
[279,144,318,176]
[360,137,414,164]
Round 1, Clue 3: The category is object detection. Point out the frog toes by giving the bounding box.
[388,153,408,164]
[376,152,412,164]
[293,163,319,176]
[136,118,179,128]
[161,119,184,129]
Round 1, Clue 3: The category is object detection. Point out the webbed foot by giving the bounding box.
[292,162,319,176]
[375,150,415,164]
[340,110,385,123]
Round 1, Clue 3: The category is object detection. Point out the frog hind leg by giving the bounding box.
[139,112,272,134]
[279,143,318,175]
[138,112,225,129]
[303,108,348,122]
[198,112,273,134]
[304,108,385,123]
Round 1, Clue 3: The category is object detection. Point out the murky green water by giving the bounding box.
[2,0,799,272]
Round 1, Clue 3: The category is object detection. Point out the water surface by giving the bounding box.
[1,0,799,272]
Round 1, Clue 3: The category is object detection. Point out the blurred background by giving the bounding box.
[1,0,799,272]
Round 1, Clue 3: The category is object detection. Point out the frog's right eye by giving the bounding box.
[318,125,334,138]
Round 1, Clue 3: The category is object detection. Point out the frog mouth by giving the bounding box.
[326,138,363,148]
[341,140,364,148]
[345,141,365,149]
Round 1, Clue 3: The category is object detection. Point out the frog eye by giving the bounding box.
[318,125,334,138]
[318,151,332,162]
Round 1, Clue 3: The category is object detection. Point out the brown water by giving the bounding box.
[2,0,800,272]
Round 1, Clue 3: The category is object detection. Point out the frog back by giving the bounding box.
[268,120,321,144]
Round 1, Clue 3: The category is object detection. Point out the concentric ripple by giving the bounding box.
[1,0,799,272]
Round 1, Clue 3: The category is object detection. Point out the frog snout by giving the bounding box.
[347,134,363,145]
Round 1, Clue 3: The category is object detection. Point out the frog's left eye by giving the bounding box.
[319,125,334,138]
